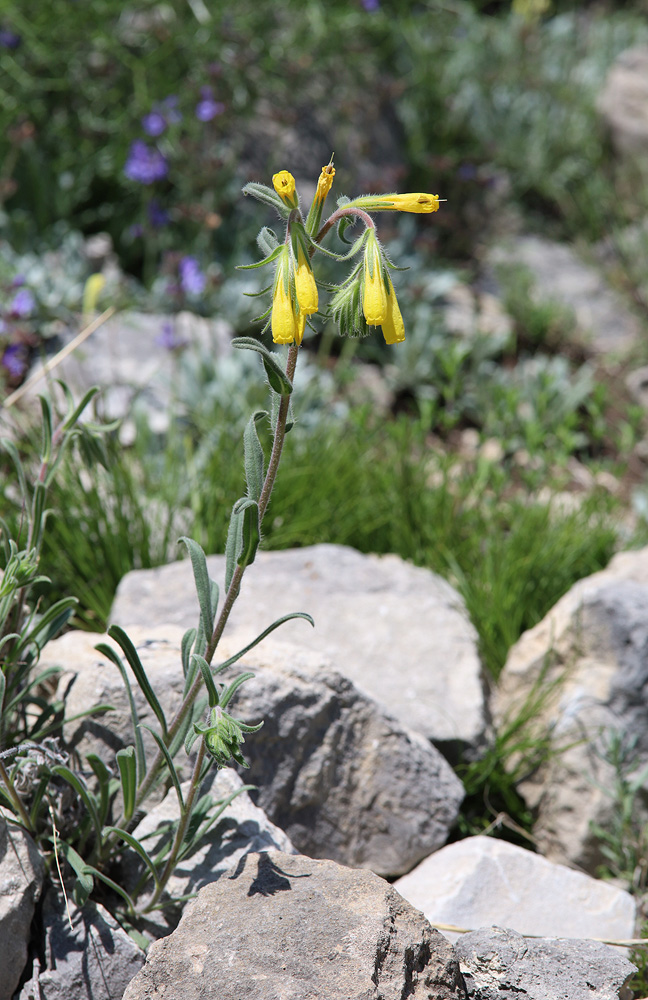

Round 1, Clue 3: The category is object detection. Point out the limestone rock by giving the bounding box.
[46,623,463,879]
[127,769,296,936]
[219,636,464,877]
[0,815,45,1000]
[394,836,636,944]
[111,543,490,761]
[18,887,144,1000]
[455,926,635,1000]
[598,46,648,161]
[122,849,467,1000]
[488,236,640,355]
[494,544,648,872]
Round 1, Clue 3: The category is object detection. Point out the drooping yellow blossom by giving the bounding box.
[375,192,440,214]
[271,251,298,344]
[272,170,298,208]
[362,232,387,326]
[294,243,318,315]
[382,277,405,345]
[295,309,306,347]
[315,163,335,204]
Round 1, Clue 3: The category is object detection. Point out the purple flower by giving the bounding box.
[195,88,224,122]
[0,26,21,49]
[9,288,35,318]
[179,256,206,296]
[162,95,182,124]
[458,162,477,181]
[361,0,380,9]
[148,198,169,228]
[156,321,188,351]
[2,343,28,379]
[142,111,167,137]
[11,274,25,287]
[124,140,169,185]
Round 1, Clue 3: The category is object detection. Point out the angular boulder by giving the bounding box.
[394,836,636,944]
[122,850,467,1000]
[455,926,636,1000]
[46,624,463,879]
[0,816,45,1000]
[17,887,145,1000]
[494,545,648,873]
[111,543,490,761]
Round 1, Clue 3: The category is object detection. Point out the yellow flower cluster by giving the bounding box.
[362,232,405,345]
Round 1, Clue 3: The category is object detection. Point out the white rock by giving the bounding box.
[394,836,636,944]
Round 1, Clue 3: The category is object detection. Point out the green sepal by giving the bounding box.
[243,411,267,502]
[231,337,293,396]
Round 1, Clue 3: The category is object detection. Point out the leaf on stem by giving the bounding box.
[243,411,267,502]
[106,625,168,738]
[116,746,137,823]
[179,538,216,641]
[231,337,293,396]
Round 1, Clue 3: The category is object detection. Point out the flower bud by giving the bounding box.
[362,232,387,326]
[294,243,318,315]
[382,277,405,344]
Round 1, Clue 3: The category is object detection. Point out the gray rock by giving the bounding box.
[494,544,648,872]
[127,769,296,936]
[111,543,490,762]
[17,887,144,1000]
[454,926,635,1000]
[46,623,463,879]
[597,46,648,161]
[0,816,44,1000]
[220,635,465,877]
[394,836,636,944]
[122,849,467,1000]
[488,236,640,355]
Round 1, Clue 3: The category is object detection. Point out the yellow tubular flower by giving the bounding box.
[382,277,405,345]
[271,254,297,344]
[295,309,306,347]
[295,244,318,315]
[362,234,387,326]
[272,170,298,208]
[382,193,440,213]
[315,164,335,204]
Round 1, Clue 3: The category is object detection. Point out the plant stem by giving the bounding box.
[114,342,300,830]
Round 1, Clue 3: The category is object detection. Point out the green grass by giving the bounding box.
[37,407,618,680]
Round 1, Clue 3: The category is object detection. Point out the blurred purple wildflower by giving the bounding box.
[9,288,35,318]
[458,162,477,181]
[195,88,224,122]
[142,111,167,137]
[361,0,380,10]
[179,256,206,296]
[156,321,188,351]
[2,343,28,379]
[124,140,169,184]
[148,199,169,228]
[11,274,25,287]
[0,26,21,49]
[162,95,182,124]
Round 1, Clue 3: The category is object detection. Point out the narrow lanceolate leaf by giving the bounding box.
[51,765,103,848]
[238,500,260,571]
[231,337,293,396]
[236,246,284,270]
[39,395,53,465]
[218,672,258,711]
[214,611,315,675]
[106,625,168,738]
[257,226,279,257]
[116,746,137,823]
[179,537,214,640]
[243,411,267,502]
[140,725,185,813]
[57,841,94,898]
[241,182,288,215]
[192,654,219,709]
[103,826,161,891]
[181,628,197,680]
[95,641,146,782]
